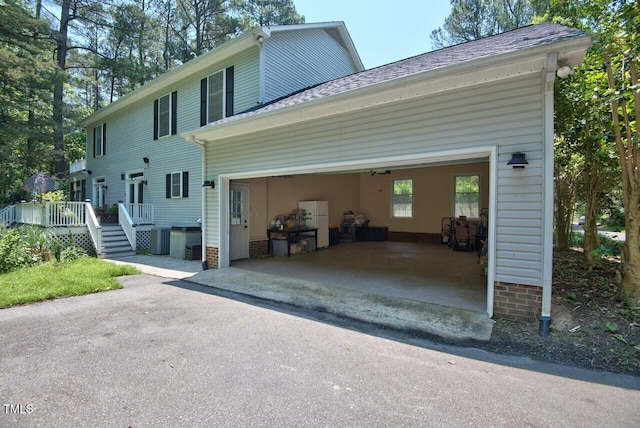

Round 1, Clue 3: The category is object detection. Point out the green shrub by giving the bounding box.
[0,229,38,274]
[59,246,88,262]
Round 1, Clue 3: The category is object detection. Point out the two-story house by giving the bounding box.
[82,21,592,335]
[80,22,363,255]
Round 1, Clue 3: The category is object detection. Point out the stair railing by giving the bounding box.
[85,201,102,255]
[118,203,136,252]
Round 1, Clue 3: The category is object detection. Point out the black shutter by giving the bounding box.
[102,123,106,155]
[166,174,171,198]
[92,127,96,158]
[200,78,207,126]
[171,91,178,135]
[182,171,189,198]
[225,66,234,117]
[153,99,159,140]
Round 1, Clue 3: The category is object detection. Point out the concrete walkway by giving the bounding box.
[108,255,494,342]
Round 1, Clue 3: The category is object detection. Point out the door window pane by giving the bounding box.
[230,190,242,225]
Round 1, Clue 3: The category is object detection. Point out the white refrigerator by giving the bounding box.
[298,201,329,248]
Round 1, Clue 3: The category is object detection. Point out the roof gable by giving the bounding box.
[193,22,591,134]
[83,22,362,126]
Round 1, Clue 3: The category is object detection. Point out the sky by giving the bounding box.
[292,0,453,69]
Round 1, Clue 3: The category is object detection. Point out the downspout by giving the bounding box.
[191,136,208,269]
[540,53,558,336]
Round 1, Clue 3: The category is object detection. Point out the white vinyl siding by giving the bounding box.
[263,29,358,103]
[205,74,545,285]
[84,46,263,229]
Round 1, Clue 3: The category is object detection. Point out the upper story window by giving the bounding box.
[392,178,413,218]
[454,174,480,217]
[154,91,177,140]
[93,123,106,157]
[200,66,234,126]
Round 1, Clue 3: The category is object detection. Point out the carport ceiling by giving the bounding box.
[267,156,490,178]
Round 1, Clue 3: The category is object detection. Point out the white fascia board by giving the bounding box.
[184,35,591,145]
[82,30,261,127]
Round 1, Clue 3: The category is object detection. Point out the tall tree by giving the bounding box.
[602,1,640,304]
[0,0,56,202]
[231,0,304,27]
[174,0,238,60]
[431,0,546,48]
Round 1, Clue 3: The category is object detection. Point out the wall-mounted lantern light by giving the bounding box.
[202,180,215,188]
[142,180,148,186]
[143,157,149,164]
[507,152,528,169]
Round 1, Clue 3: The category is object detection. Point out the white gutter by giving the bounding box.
[540,53,558,336]
[191,136,209,266]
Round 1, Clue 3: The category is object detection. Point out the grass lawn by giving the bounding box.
[0,258,140,308]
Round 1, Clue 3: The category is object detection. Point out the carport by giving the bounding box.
[184,23,592,329]
[221,152,493,315]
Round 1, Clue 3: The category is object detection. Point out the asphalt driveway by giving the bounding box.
[1,274,639,427]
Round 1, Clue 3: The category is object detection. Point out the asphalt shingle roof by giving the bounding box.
[212,23,589,127]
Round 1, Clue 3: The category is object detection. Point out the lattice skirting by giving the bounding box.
[52,229,96,257]
[136,229,151,251]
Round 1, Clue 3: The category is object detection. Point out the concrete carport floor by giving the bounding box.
[109,242,494,341]
[233,241,487,313]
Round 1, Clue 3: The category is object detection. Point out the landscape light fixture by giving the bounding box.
[507,152,528,169]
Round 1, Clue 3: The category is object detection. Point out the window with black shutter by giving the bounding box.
[154,91,177,140]
[200,66,234,126]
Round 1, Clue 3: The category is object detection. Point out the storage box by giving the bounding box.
[272,239,288,256]
[289,241,306,255]
[300,236,316,252]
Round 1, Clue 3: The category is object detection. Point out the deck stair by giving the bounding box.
[100,224,135,258]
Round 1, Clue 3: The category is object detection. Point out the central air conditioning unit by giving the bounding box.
[150,228,170,255]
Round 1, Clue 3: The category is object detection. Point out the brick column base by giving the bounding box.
[205,247,219,269]
[250,240,269,259]
[493,282,542,322]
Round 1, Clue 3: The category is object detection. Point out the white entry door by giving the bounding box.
[229,182,249,260]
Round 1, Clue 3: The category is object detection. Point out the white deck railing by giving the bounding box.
[11,201,154,256]
[118,203,137,252]
[46,201,87,226]
[123,203,154,225]
[1,205,16,226]
[85,202,102,255]
[15,201,87,227]
[15,202,45,225]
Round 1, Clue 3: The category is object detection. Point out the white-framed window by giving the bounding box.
[93,123,106,157]
[201,66,234,126]
[154,91,177,139]
[166,171,189,199]
[454,174,480,217]
[171,172,182,198]
[208,70,225,123]
[392,178,413,218]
